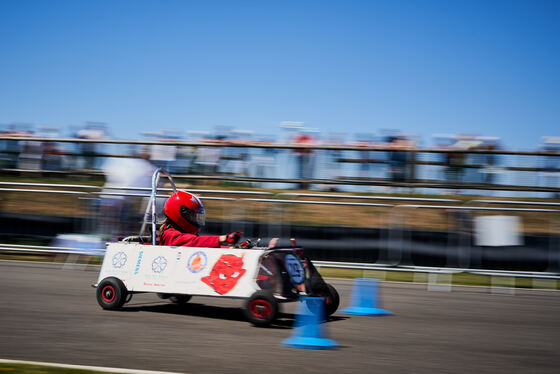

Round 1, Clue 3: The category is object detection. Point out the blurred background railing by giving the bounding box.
[1,134,559,277]
[1,135,559,194]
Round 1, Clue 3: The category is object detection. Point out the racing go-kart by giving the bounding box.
[94,169,339,326]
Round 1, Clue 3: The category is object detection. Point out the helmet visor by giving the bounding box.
[181,206,206,228]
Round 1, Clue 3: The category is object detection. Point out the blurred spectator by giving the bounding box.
[541,136,560,198]
[443,137,469,184]
[217,128,253,176]
[461,137,490,184]
[250,135,278,187]
[386,135,413,183]
[231,129,253,176]
[145,131,178,171]
[77,122,106,170]
[1,124,32,169]
[41,141,63,171]
[18,134,43,170]
[293,130,315,189]
[173,145,197,174]
[194,135,222,175]
[354,133,375,180]
[477,138,501,185]
[37,126,64,171]
[320,133,346,192]
[98,153,157,238]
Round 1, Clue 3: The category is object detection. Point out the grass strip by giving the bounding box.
[0,363,106,374]
[0,360,178,374]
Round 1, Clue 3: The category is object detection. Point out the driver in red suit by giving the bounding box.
[158,190,241,247]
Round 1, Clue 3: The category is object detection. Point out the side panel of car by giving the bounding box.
[98,243,263,298]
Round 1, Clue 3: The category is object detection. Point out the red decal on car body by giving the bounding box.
[201,254,246,295]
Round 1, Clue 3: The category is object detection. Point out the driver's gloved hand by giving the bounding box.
[238,240,253,249]
[225,232,243,244]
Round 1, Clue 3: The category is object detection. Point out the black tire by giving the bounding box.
[324,283,340,317]
[169,294,192,304]
[306,283,340,318]
[96,277,127,310]
[243,290,278,327]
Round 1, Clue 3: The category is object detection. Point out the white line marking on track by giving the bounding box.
[0,359,185,374]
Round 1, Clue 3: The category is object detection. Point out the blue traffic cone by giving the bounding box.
[282,297,338,349]
[342,278,392,316]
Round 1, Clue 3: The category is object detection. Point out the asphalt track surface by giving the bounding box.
[1,261,559,374]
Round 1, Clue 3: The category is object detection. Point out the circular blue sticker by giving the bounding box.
[285,254,304,284]
[187,251,207,273]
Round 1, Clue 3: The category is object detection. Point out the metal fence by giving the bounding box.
[1,183,559,282]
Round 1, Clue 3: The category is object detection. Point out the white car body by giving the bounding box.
[97,242,264,298]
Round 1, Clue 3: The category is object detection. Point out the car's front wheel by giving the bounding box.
[96,277,127,310]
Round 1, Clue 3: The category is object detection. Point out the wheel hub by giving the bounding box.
[101,285,115,303]
[250,300,271,318]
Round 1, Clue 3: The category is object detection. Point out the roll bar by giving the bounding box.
[139,168,177,245]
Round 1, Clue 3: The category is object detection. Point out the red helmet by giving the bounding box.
[164,190,206,234]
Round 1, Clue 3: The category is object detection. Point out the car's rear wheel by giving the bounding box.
[244,290,278,327]
[324,283,340,317]
[306,283,340,318]
[96,277,127,310]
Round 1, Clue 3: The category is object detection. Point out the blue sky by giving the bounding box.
[0,0,558,148]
